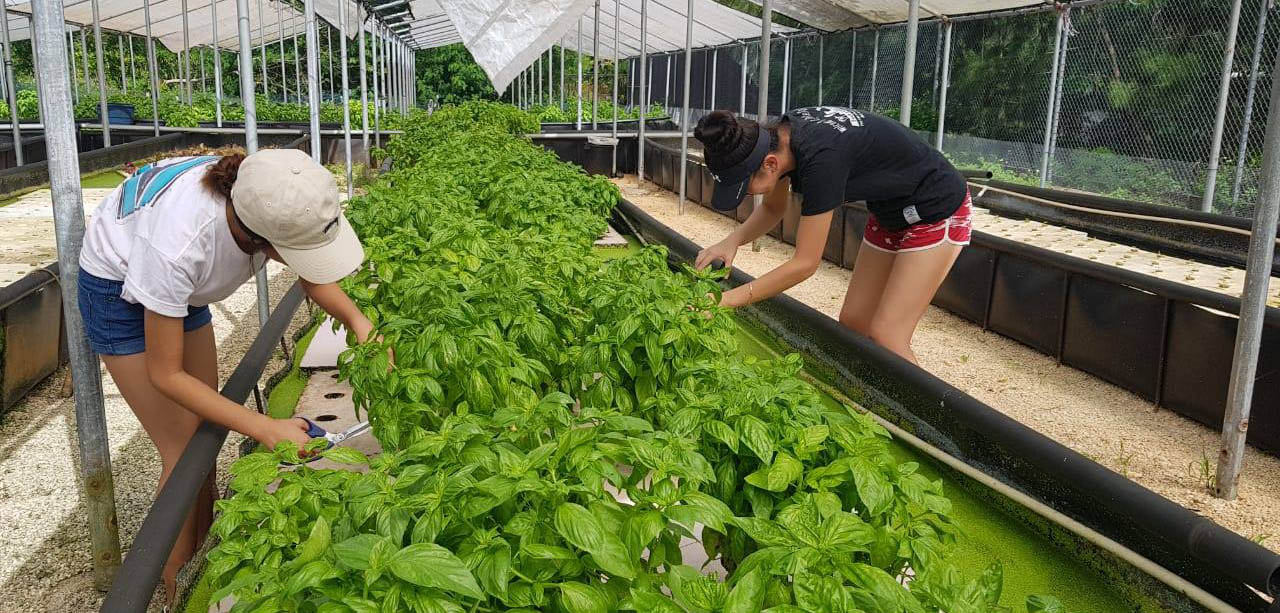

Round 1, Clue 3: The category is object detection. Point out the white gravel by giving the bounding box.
[0,262,309,613]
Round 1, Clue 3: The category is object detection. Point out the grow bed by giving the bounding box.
[633,139,1280,456]
[613,197,1280,612]
[108,103,1279,613]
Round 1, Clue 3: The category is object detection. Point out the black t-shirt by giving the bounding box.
[784,107,968,231]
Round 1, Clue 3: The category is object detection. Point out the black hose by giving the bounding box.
[100,282,306,613]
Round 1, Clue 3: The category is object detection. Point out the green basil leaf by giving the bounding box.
[290,514,331,568]
[704,420,738,453]
[388,542,485,600]
[559,581,612,613]
[554,502,639,579]
[737,416,774,464]
[321,446,370,466]
[333,534,385,571]
[1026,594,1065,613]
[723,568,766,613]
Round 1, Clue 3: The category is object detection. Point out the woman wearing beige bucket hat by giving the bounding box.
[77,148,372,602]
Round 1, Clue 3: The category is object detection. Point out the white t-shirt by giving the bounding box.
[79,156,267,318]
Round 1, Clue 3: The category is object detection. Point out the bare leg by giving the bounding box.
[867,243,963,364]
[99,322,217,603]
[838,242,897,335]
[183,324,219,552]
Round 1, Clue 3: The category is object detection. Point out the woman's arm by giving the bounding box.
[719,209,832,308]
[143,311,311,449]
[300,280,374,342]
[694,177,792,270]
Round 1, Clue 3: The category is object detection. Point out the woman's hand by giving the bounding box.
[253,416,314,452]
[695,240,738,271]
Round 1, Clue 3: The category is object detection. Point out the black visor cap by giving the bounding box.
[709,124,771,211]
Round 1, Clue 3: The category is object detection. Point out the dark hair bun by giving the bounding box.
[695,110,741,153]
[695,110,760,172]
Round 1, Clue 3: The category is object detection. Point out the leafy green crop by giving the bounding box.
[205,101,1068,613]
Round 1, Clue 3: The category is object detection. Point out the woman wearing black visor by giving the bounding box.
[693,107,971,364]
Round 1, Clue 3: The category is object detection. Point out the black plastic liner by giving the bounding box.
[99,283,305,613]
[969,177,1280,274]
[620,140,1280,456]
[614,197,1280,611]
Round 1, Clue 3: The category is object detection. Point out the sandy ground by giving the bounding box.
[0,262,309,613]
[613,176,1280,554]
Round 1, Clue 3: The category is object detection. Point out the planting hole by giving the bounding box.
[324,392,345,400]
[330,373,339,379]
[315,414,339,422]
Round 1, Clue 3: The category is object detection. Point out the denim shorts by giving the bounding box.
[77,270,212,356]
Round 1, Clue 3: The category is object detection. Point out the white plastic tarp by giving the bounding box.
[747,0,1053,32]
[555,0,792,59]
[4,0,363,51]
[428,0,595,93]
[0,12,75,42]
[401,0,462,48]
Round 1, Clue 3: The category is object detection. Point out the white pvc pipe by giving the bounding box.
[234,0,268,327]
[899,0,920,126]
[0,5,23,166]
[359,14,369,158]
[91,0,110,147]
[1203,0,1246,212]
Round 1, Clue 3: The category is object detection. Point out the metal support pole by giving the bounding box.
[739,43,746,114]
[817,35,823,105]
[612,0,620,176]
[118,34,127,92]
[68,31,79,102]
[848,31,856,106]
[1203,0,1245,212]
[932,22,942,106]
[80,28,90,93]
[592,0,600,130]
[305,0,320,161]
[235,0,268,327]
[1216,42,1280,499]
[711,47,718,109]
[754,0,771,251]
[870,29,879,110]
[258,0,267,98]
[560,44,565,110]
[182,0,192,103]
[781,38,790,111]
[293,35,302,105]
[934,20,952,152]
[576,18,583,129]
[32,0,122,590]
[341,4,353,198]
[359,15,369,158]
[1232,0,1272,203]
[548,48,554,110]
[637,0,647,183]
[678,0,693,214]
[1046,8,1070,184]
[899,0,920,126]
[91,0,110,147]
[1,7,23,166]
[199,47,205,92]
[534,49,540,106]
[664,55,671,109]
[326,25,333,102]
[1039,9,1065,187]
[212,0,223,125]
[372,25,381,149]
[130,35,136,87]
[278,0,287,102]
[144,0,160,137]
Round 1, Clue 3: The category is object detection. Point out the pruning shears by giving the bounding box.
[299,417,372,450]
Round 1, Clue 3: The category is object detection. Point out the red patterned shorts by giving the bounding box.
[862,193,972,253]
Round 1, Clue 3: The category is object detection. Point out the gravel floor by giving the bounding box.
[0,262,309,613]
[614,176,1280,554]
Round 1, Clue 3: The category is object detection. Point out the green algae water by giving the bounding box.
[734,324,1133,612]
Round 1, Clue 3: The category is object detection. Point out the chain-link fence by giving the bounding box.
[627,0,1280,219]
